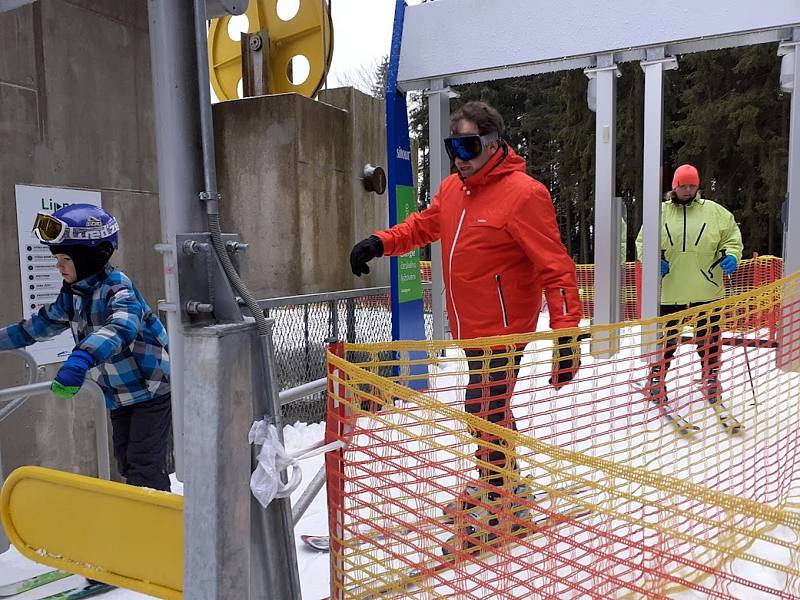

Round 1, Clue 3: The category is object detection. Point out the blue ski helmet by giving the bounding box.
[32,203,119,249]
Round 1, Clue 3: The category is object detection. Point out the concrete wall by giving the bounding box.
[213,88,389,298]
[0,0,160,479]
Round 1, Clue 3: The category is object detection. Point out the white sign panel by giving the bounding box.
[14,185,102,365]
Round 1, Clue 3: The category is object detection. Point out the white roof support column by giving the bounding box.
[778,30,800,372]
[781,34,800,278]
[425,80,455,341]
[640,50,678,356]
[587,57,620,358]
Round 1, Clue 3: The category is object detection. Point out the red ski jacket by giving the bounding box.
[375,145,581,340]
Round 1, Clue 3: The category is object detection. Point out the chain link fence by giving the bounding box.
[262,285,433,423]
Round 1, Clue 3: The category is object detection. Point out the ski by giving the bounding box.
[357,507,592,600]
[705,393,744,434]
[441,481,592,525]
[694,378,744,435]
[709,399,743,434]
[39,582,115,600]
[657,403,701,436]
[301,534,330,552]
[308,484,592,553]
[635,383,700,436]
[0,570,72,597]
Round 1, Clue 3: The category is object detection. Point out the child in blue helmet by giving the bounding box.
[0,204,172,491]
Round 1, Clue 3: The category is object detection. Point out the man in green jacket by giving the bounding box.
[635,164,743,406]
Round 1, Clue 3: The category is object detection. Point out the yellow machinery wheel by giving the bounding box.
[208,0,333,101]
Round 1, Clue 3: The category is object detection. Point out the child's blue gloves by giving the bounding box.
[720,254,738,274]
[660,259,670,277]
[51,349,94,399]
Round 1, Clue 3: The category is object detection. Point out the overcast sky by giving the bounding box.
[326,0,424,93]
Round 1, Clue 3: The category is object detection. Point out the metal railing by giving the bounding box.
[255,284,433,424]
[0,351,111,480]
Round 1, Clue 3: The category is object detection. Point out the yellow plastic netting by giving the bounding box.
[324,269,800,599]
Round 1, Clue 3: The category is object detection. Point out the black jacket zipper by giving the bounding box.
[694,223,707,246]
[682,205,687,252]
[664,223,674,246]
[495,274,509,328]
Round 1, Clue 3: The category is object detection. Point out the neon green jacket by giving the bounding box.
[636,193,743,305]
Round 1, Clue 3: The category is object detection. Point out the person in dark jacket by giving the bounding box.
[0,204,172,492]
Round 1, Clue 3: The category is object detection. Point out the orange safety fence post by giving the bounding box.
[325,338,350,600]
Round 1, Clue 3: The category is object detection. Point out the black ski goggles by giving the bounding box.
[443,132,499,161]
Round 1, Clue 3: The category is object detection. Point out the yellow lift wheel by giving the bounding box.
[208,0,333,101]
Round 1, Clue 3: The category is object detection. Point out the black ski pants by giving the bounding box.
[464,347,524,492]
[658,302,722,377]
[110,393,172,491]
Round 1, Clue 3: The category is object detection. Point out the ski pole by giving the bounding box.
[721,250,759,407]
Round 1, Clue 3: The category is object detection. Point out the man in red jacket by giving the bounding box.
[350,101,582,536]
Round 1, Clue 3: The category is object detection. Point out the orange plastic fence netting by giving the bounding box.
[421,255,784,321]
[324,271,800,599]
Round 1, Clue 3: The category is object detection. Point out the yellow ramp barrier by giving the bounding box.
[0,466,182,599]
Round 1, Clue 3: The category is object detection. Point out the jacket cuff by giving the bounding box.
[373,231,393,256]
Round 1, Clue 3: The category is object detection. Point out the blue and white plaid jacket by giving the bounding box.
[0,264,170,409]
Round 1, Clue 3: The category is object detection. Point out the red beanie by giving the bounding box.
[672,164,700,189]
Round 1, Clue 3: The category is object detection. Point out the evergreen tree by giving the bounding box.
[667,44,789,256]
[404,43,789,260]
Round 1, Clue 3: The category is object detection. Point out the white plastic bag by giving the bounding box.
[248,420,301,508]
[248,420,345,508]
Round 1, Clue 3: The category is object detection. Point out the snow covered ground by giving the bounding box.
[2,322,797,598]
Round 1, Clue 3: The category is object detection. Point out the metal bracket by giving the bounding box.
[423,85,460,99]
[176,233,245,325]
[242,29,272,97]
[199,191,222,202]
[640,56,679,72]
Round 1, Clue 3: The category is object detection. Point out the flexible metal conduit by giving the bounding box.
[191,2,302,597]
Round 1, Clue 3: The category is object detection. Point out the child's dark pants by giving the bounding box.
[110,393,172,491]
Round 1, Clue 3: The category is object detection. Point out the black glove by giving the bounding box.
[550,336,581,390]
[350,235,384,276]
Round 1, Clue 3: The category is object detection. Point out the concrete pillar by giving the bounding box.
[214,92,380,298]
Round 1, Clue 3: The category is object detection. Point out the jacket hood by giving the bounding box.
[461,143,527,187]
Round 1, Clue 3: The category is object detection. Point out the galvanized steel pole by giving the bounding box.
[147,0,208,480]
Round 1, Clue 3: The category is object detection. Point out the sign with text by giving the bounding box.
[395,185,423,304]
[15,185,102,365]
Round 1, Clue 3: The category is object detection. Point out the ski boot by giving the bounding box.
[441,483,533,556]
[442,482,532,524]
[646,366,668,405]
[702,367,722,402]
[703,367,742,434]
[442,482,493,525]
